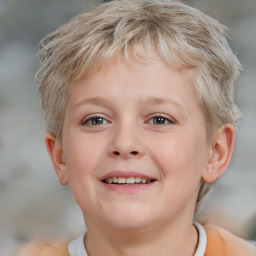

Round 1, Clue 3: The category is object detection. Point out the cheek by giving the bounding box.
[151,133,206,180]
[153,138,191,170]
[64,132,104,170]
[63,138,100,212]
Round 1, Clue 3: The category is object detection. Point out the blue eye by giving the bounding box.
[82,116,108,126]
[149,116,173,125]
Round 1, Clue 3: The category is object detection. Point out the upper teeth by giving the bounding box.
[105,177,152,184]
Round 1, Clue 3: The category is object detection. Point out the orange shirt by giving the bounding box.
[204,224,256,256]
[17,224,256,256]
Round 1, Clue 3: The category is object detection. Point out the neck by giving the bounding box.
[84,217,198,256]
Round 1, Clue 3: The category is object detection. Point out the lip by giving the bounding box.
[99,170,157,194]
[100,170,156,181]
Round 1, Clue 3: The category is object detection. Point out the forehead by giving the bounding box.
[68,54,198,113]
[73,52,195,91]
[74,52,189,82]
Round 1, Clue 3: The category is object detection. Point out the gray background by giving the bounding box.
[0,0,255,255]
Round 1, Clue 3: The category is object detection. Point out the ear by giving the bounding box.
[45,133,69,185]
[202,124,235,183]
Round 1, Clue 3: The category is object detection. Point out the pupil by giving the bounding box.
[155,117,165,124]
[93,118,103,125]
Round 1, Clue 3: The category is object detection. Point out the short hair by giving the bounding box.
[36,0,242,211]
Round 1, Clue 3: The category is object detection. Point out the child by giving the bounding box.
[20,0,256,255]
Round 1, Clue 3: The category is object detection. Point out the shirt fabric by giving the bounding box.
[68,222,207,256]
[17,223,256,255]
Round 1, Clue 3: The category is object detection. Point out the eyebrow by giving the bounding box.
[139,97,184,108]
[74,96,187,112]
[74,97,113,108]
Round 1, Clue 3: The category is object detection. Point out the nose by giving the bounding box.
[108,122,145,159]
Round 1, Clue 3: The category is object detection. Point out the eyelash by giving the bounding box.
[147,114,175,125]
[81,114,174,126]
[81,115,109,126]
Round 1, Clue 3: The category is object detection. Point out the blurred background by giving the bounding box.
[0,0,255,255]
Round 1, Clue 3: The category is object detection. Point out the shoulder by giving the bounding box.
[204,223,256,256]
[16,240,69,256]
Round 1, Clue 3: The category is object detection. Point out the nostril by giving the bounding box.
[111,150,139,157]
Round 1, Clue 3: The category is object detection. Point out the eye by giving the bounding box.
[82,116,108,126]
[148,115,174,125]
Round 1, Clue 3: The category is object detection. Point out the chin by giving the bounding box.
[110,218,152,231]
[103,207,156,231]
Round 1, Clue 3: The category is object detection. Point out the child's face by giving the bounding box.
[55,54,212,231]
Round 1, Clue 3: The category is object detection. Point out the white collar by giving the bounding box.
[68,232,87,256]
[68,222,207,256]
[194,222,207,256]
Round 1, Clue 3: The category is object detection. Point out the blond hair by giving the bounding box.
[36,0,242,209]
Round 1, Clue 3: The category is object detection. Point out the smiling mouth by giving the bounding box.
[103,177,156,185]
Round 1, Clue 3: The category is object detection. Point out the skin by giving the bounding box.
[46,54,234,256]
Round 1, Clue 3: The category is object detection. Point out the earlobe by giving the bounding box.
[202,124,235,183]
[45,133,69,185]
